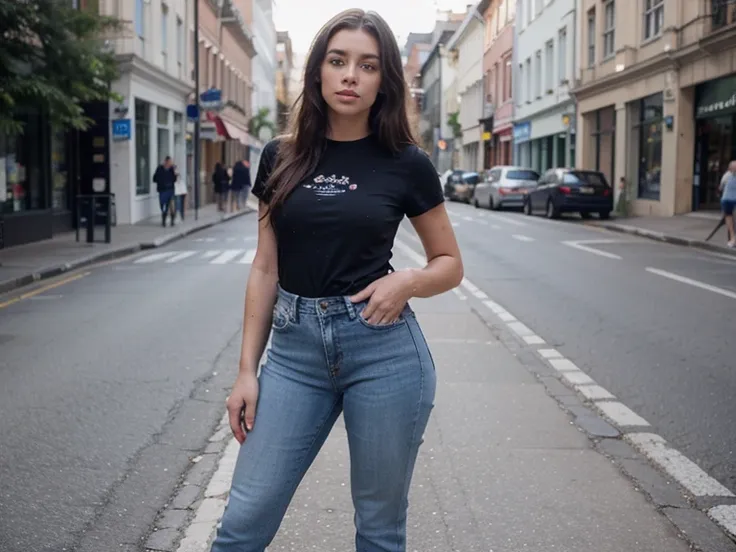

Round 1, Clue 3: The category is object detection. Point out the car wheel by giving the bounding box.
[580,212,592,219]
[524,198,533,216]
[473,198,479,208]
[599,211,611,220]
[488,197,494,210]
[546,198,559,219]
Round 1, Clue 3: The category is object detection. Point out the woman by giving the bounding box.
[212,162,229,212]
[212,9,463,552]
[720,160,736,247]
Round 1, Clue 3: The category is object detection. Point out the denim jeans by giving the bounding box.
[211,286,436,552]
[158,189,174,214]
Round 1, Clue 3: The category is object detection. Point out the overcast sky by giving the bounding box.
[273,0,474,54]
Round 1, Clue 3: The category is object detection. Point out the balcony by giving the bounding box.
[216,0,257,58]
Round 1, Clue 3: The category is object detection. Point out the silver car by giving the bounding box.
[473,166,540,210]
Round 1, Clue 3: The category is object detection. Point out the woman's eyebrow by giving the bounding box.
[326,48,380,61]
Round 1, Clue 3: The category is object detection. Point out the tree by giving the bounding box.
[0,0,121,135]
[447,111,462,139]
[248,107,276,140]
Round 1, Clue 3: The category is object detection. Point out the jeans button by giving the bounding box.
[319,301,328,310]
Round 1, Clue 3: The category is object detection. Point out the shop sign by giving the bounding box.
[513,121,531,143]
[111,119,131,141]
[695,76,736,119]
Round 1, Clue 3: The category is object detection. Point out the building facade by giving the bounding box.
[481,0,516,167]
[275,31,294,133]
[513,0,576,172]
[574,0,736,216]
[250,0,277,148]
[447,6,485,172]
[402,33,433,141]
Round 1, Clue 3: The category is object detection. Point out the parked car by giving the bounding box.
[473,166,540,210]
[445,171,481,203]
[524,168,613,219]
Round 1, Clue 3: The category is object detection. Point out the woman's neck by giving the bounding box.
[327,112,371,142]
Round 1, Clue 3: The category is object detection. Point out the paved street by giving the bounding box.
[433,201,736,494]
[2,208,736,551]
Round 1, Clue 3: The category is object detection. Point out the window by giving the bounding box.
[506,169,540,181]
[174,112,184,172]
[587,8,596,67]
[499,0,507,25]
[508,0,516,18]
[644,0,664,39]
[591,106,615,189]
[545,40,554,92]
[636,93,663,199]
[558,27,567,82]
[135,99,151,195]
[157,107,170,168]
[525,58,532,102]
[518,64,524,104]
[176,17,184,78]
[603,0,615,58]
[135,0,144,37]
[51,128,68,211]
[0,112,47,213]
[534,50,542,98]
[161,3,169,69]
[504,58,512,101]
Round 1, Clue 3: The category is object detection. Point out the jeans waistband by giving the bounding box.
[277,285,362,319]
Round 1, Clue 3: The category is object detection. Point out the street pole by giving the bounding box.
[193,0,201,220]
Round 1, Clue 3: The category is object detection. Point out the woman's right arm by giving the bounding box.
[239,201,279,375]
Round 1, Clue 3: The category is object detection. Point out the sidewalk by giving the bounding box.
[591,212,735,256]
[0,204,253,295]
[163,248,735,552]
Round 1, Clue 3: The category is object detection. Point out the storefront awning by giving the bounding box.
[222,120,250,147]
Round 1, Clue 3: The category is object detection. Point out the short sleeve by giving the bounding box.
[403,146,444,218]
[251,139,280,201]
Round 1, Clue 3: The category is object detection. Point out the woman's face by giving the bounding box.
[320,28,382,119]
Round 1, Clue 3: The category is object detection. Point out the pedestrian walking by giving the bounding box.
[719,160,736,247]
[173,161,187,222]
[212,162,229,212]
[211,9,463,552]
[153,156,176,227]
[229,159,249,213]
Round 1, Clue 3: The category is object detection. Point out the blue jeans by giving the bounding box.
[158,189,174,214]
[211,286,436,552]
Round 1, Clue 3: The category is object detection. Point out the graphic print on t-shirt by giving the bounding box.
[302,174,358,197]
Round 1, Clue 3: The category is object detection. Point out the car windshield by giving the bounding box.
[463,173,480,184]
[564,172,610,187]
[506,169,539,181]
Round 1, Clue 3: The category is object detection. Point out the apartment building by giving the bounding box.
[251,0,278,146]
[480,0,516,168]
[447,6,485,172]
[275,31,294,133]
[513,0,576,172]
[402,33,433,140]
[574,0,736,216]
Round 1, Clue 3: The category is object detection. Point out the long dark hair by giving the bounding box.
[264,9,415,220]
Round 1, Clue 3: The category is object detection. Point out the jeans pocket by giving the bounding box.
[356,304,412,331]
[271,304,291,331]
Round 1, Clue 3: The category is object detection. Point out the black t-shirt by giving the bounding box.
[252,135,443,298]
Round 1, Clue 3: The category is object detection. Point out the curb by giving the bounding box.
[591,221,736,258]
[0,209,254,296]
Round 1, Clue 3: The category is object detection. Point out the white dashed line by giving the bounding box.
[135,251,178,264]
[507,321,534,337]
[625,433,735,497]
[211,250,245,265]
[549,358,581,372]
[202,250,221,259]
[498,311,517,322]
[538,348,563,359]
[166,251,197,263]
[238,249,256,264]
[646,267,736,301]
[452,288,467,301]
[576,385,616,401]
[483,300,506,314]
[709,505,736,540]
[562,240,622,260]
[512,234,535,242]
[594,401,650,427]
[487,214,527,227]
[523,335,545,345]
[561,371,596,386]
[460,278,489,300]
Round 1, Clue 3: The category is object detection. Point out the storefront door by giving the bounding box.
[694,116,734,210]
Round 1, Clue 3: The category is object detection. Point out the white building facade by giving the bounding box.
[513,0,576,172]
[448,8,485,172]
[250,0,277,148]
[105,0,193,224]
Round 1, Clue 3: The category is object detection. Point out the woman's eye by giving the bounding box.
[329,59,343,66]
[361,64,376,71]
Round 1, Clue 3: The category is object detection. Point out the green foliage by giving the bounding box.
[248,107,276,137]
[0,0,122,135]
[447,111,462,139]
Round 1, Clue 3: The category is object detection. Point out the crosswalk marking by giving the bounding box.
[202,250,221,259]
[211,249,245,264]
[239,249,256,264]
[166,251,197,263]
[135,251,179,264]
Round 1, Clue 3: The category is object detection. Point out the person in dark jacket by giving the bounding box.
[229,159,250,213]
[153,156,177,227]
[213,163,229,212]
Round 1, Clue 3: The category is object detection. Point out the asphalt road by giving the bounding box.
[0,214,260,552]
[423,200,736,494]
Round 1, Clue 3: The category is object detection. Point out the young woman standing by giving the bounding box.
[211,9,463,552]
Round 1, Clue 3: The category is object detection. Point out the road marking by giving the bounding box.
[561,371,596,386]
[626,433,735,497]
[563,240,622,260]
[523,335,545,345]
[646,267,736,301]
[576,385,616,400]
[463,215,474,221]
[475,219,489,225]
[460,278,488,300]
[595,401,650,427]
[0,271,91,310]
[507,321,534,337]
[483,299,506,314]
[166,251,197,263]
[538,348,562,359]
[549,358,581,372]
[211,250,244,264]
[498,311,517,322]
[451,222,460,227]
[238,249,256,264]
[487,214,527,227]
[512,234,535,242]
[452,288,467,300]
[135,251,179,263]
[709,505,736,540]
[202,250,221,259]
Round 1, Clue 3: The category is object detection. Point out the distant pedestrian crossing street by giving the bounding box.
[134,249,256,265]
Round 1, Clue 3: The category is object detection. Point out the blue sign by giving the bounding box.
[200,88,222,103]
[112,119,131,141]
[187,104,200,120]
[513,122,531,143]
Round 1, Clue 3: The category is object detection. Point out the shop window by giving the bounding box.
[591,105,615,187]
[0,112,47,214]
[636,93,663,199]
[135,99,151,195]
[157,106,170,168]
[51,128,69,211]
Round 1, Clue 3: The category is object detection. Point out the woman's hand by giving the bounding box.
[225,372,259,444]
[350,270,416,325]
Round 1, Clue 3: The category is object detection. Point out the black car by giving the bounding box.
[524,168,613,219]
